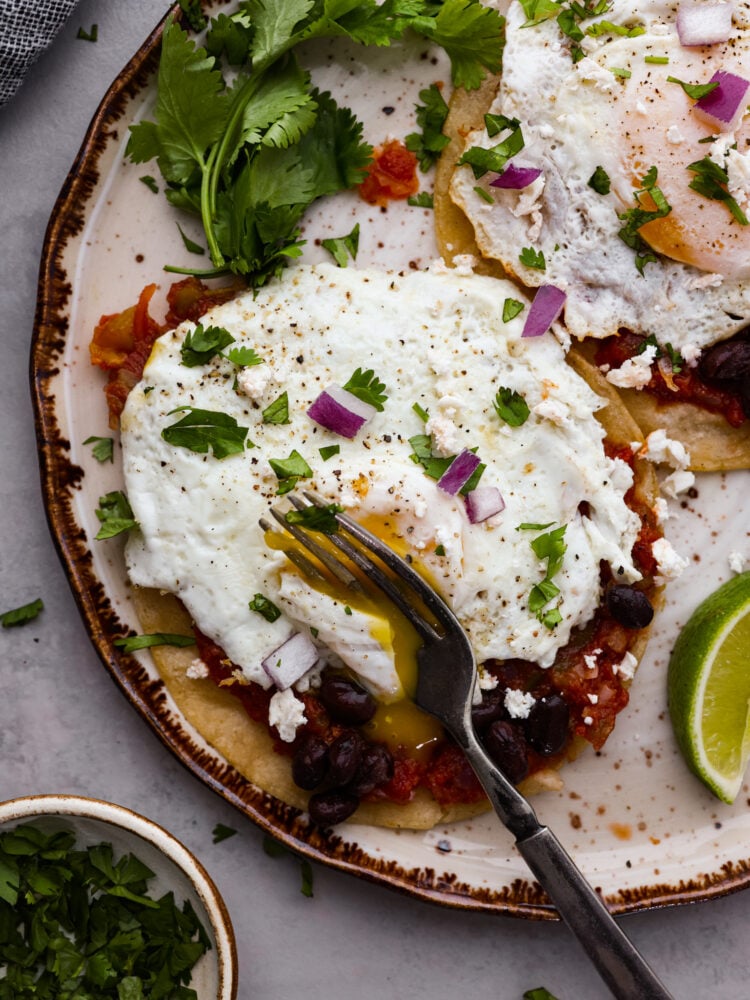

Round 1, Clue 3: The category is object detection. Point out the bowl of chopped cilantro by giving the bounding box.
[0,794,237,998]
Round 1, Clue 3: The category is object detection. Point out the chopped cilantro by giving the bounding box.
[412,401,430,422]
[139,174,159,193]
[178,0,207,32]
[502,298,525,322]
[408,191,435,208]
[473,185,494,204]
[77,24,98,42]
[524,989,560,1000]
[262,834,315,896]
[83,434,114,463]
[667,76,719,100]
[321,223,360,267]
[409,435,485,493]
[0,822,210,994]
[177,222,205,255]
[524,523,568,628]
[319,444,341,461]
[405,83,450,171]
[95,491,138,540]
[435,544,446,557]
[269,450,313,495]
[610,66,632,79]
[458,116,524,179]
[285,503,343,534]
[342,368,388,411]
[162,406,251,458]
[262,391,291,425]
[181,323,235,367]
[212,823,238,843]
[617,166,671,273]
[644,55,668,64]
[587,165,611,195]
[226,345,264,368]
[249,593,282,622]
[344,605,353,616]
[493,387,530,427]
[519,246,546,270]
[1,598,44,628]
[687,156,749,225]
[114,633,196,653]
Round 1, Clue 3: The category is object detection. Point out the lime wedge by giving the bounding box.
[668,572,750,803]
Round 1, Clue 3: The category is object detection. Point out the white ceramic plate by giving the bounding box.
[31,3,750,917]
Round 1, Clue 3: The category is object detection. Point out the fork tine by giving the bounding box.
[267,505,363,591]
[301,490,460,635]
[259,516,327,582]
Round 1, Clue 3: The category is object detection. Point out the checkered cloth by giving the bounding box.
[0,0,80,106]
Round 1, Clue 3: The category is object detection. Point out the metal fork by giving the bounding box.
[264,492,674,1000]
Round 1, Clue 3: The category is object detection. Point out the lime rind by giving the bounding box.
[668,572,750,804]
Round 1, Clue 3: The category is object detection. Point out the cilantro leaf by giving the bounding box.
[177,222,205,255]
[667,75,719,100]
[319,444,340,461]
[206,11,254,65]
[405,83,450,172]
[269,449,313,494]
[493,387,530,427]
[83,435,115,463]
[519,246,546,270]
[285,503,343,534]
[249,593,282,622]
[408,191,434,207]
[415,0,504,91]
[262,391,291,424]
[458,117,524,179]
[212,823,238,843]
[162,406,251,458]
[181,323,236,367]
[95,491,138,540]
[1,598,44,629]
[518,0,561,27]
[502,298,525,322]
[321,223,360,267]
[226,345,265,367]
[524,523,567,628]
[77,24,98,42]
[687,156,749,226]
[342,368,388,411]
[178,0,207,32]
[587,165,611,195]
[140,174,159,193]
[114,633,196,653]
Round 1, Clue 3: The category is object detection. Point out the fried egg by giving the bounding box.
[451,0,750,352]
[121,263,641,727]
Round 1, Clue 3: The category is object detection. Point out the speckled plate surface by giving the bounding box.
[31,3,750,917]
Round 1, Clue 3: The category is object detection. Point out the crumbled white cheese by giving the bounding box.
[583,652,599,673]
[641,428,690,469]
[268,688,307,743]
[533,397,570,427]
[666,125,685,145]
[613,651,638,682]
[186,658,209,680]
[587,693,599,705]
[510,175,546,220]
[236,364,274,401]
[605,345,657,389]
[451,254,477,276]
[687,272,723,291]
[652,537,689,581]
[727,148,750,208]
[662,469,696,498]
[425,414,460,456]
[729,551,747,574]
[583,715,594,726]
[478,666,500,691]
[681,343,702,368]
[504,688,537,719]
[577,56,617,92]
[653,497,670,524]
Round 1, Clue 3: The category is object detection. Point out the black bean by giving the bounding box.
[308,790,359,827]
[525,695,570,757]
[483,720,529,784]
[606,584,654,629]
[327,730,365,786]
[348,744,394,797]
[319,674,376,725]
[699,339,750,381]
[471,688,508,732]
[291,733,329,791]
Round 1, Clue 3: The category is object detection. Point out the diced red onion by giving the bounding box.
[437,449,482,496]
[465,486,505,523]
[490,164,543,190]
[693,69,750,131]
[522,285,567,338]
[261,632,319,690]
[307,385,377,438]
[676,3,734,47]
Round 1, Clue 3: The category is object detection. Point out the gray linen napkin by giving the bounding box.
[0,0,80,107]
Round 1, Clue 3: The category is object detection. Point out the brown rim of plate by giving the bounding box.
[28,9,750,919]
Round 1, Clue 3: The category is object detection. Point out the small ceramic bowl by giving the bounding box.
[0,794,238,998]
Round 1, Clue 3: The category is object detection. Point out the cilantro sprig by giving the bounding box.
[321,223,360,267]
[519,522,568,629]
[162,406,251,458]
[405,83,451,171]
[458,115,524,179]
[0,822,210,996]
[95,491,138,540]
[285,503,343,534]
[687,155,749,226]
[343,368,388,411]
[269,449,313,495]
[181,323,264,368]
[127,2,504,287]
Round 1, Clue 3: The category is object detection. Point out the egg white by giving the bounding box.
[121,263,641,699]
[451,0,750,353]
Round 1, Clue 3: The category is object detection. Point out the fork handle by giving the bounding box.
[516,827,674,1000]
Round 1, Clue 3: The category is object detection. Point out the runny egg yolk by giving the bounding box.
[267,516,445,759]
[617,54,750,279]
